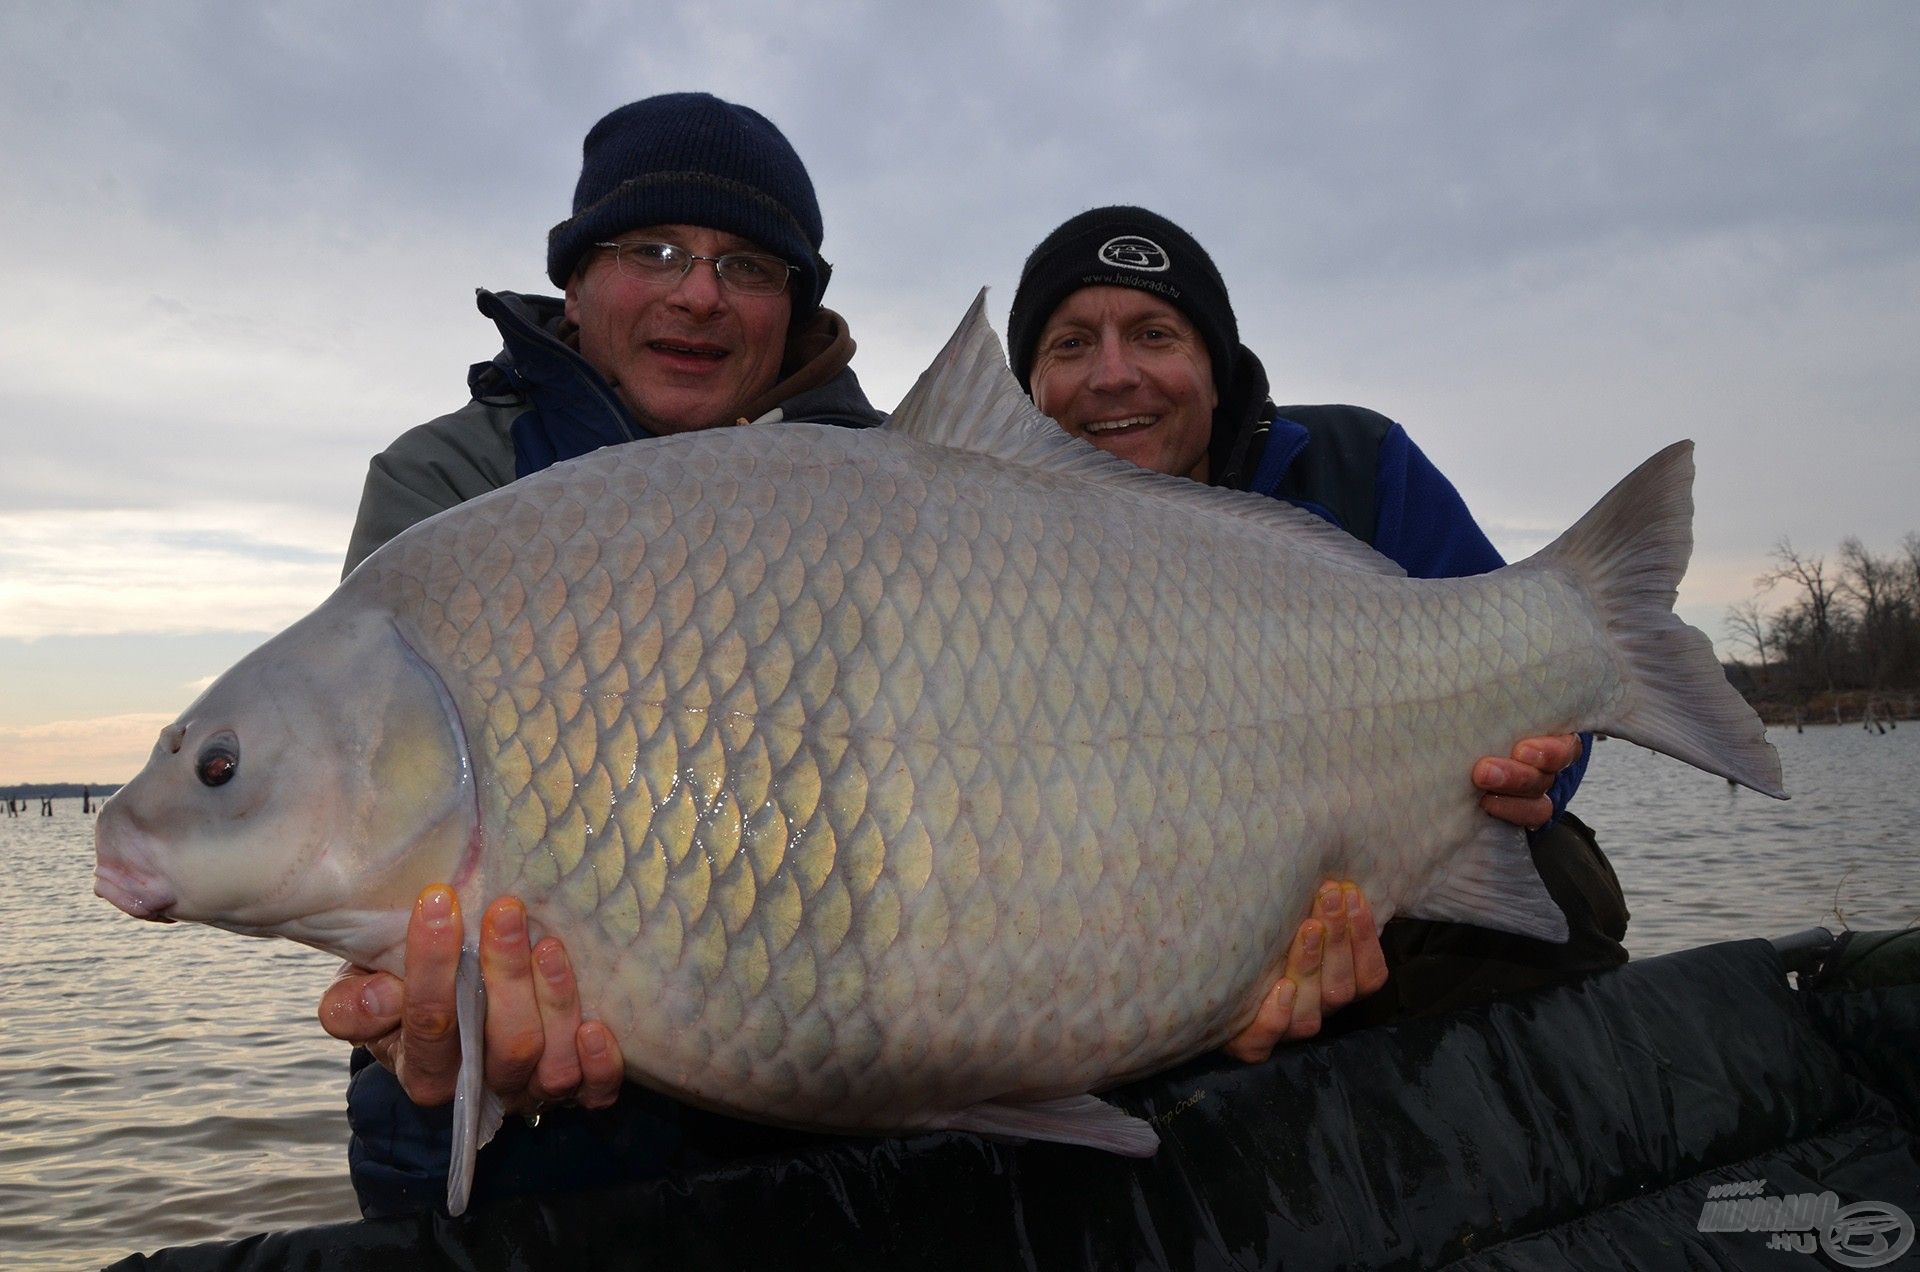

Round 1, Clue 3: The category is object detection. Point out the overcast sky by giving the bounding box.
[2,1,1916,784]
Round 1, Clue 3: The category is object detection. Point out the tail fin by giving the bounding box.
[1531,440,1786,798]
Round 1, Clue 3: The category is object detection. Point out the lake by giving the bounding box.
[1,721,1914,1269]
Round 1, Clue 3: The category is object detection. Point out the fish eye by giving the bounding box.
[195,733,240,788]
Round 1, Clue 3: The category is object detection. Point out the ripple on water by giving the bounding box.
[19,1066,116,1093]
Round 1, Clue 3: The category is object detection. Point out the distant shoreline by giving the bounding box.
[1746,689,1916,729]
[1,782,122,801]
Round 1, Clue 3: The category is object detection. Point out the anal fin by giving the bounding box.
[938,1093,1159,1156]
[1403,821,1570,943]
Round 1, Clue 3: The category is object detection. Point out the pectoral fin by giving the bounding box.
[446,944,504,1217]
[937,1093,1159,1155]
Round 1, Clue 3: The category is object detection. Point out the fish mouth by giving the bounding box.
[1081,414,1157,436]
[93,863,178,923]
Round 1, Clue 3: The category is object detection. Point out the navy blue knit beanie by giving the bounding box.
[547,93,829,314]
[1005,205,1237,395]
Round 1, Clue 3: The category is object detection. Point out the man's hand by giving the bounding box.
[318,886,625,1113]
[1473,733,1582,831]
[1224,881,1389,1063]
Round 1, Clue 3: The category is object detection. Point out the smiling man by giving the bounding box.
[1005,206,1630,1047]
[1026,282,1218,480]
[567,229,793,436]
[327,92,883,1217]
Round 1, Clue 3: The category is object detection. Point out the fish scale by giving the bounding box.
[370,424,1470,1122]
[95,297,1783,1215]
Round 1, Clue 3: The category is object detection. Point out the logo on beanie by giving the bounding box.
[1097,236,1169,272]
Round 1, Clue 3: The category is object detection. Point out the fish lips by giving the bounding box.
[94,805,179,921]
[93,861,178,922]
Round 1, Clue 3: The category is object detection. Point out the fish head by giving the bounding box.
[94,600,476,964]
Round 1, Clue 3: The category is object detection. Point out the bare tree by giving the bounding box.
[1904,532,1920,609]
[1725,533,1919,717]
[1724,597,1774,679]
[1839,537,1899,691]
[1894,533,1920,689]
[1759,540,1842,695]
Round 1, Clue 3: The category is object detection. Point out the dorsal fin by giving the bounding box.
[889,290,1406,578]
[886,289,1069,460]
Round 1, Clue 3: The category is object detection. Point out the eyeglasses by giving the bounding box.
[593,240,797,297]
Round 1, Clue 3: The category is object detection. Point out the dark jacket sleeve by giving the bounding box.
[343,455,464,579]
[1372,425,1591,815]
[1370,424,1504,579]
[342,400,521,579]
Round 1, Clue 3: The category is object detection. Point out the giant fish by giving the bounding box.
[95,294,1784,1215]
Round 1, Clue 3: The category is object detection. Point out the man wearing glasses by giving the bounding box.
[341,92,884,575]
[325,92,884,1217]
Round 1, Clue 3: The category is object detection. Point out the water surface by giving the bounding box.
[1577,722,1919,954]
[0,814,359,1270]
[1,722,1913,1269]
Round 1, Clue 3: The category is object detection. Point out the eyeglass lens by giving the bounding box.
[603,241,790,295]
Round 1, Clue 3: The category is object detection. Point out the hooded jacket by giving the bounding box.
[342,289,884,576]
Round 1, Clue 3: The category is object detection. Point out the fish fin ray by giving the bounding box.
[1529,440,1786,797]
[446,944,501,1217]
[890,290,1404,576]
[936,1093,1159,1156]
[1405,821,1569,942]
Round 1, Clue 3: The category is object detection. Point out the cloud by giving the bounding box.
[0,506,339,641]
[0,712,174,786]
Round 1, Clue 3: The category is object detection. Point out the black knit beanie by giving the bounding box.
[546,93,829,314]
[1005,206,1238,395]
